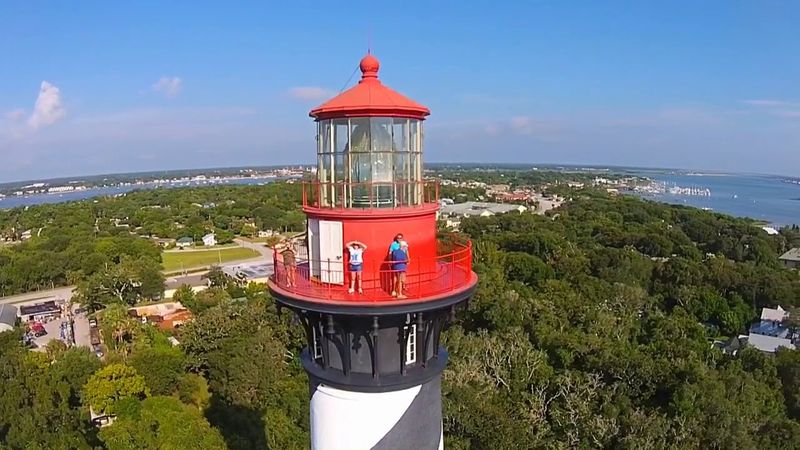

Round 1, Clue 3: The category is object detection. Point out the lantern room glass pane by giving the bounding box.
[409,120,420,152]
[370,118,393,152]
[349,118,371,153]
[392,118,408,152]
[333,119,349,155]
[319,120,331,155]
[315,117,426,208]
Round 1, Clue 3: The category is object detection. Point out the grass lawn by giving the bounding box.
[161,246,260,271]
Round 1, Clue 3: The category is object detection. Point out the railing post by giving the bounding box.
[420,257,425,296]
[450,254,455,291]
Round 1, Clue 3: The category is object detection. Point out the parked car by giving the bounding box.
[88,318,97,328]
[74,307,86,315]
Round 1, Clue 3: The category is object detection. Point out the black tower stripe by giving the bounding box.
[371,376,442,450]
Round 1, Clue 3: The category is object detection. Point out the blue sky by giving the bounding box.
[1,1,799,181]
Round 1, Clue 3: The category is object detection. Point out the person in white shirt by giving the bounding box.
[346,240,368,294]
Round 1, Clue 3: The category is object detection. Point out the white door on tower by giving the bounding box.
[307,218,321,280]
[318,220,344,284]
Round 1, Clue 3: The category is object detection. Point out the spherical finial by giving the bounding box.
[360,53,380,80]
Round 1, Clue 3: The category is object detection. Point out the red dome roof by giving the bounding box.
[310,54,430,120]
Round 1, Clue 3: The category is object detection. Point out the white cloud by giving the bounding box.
[658,107,723,125]
[743,99,800,119]
[773,110,800,118]
[743,99,800,108]
[27,81,65,129]
[510,116,537,134]
[152,76,183,98]
[4,109,26,121]
[287,86,334,101]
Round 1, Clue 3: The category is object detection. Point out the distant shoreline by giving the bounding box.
[2,162,795,190]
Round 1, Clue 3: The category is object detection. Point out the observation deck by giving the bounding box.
[302,180,440,213]
[268,234,476,313]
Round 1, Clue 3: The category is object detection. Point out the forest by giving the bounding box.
[0,183,305,296]
[2,177,800,449]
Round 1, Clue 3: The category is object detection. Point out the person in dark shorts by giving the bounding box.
[390,240,409,298]
[346,240,367,294]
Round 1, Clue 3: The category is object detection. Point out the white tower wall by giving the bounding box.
[310,376,444,450]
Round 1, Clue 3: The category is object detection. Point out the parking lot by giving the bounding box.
[72,306,92,348]
[32,316,68,349]
[29,305,93,351]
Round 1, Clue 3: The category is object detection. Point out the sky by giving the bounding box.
[1,1,799,182]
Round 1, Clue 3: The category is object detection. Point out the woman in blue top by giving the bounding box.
[390,240,409,299]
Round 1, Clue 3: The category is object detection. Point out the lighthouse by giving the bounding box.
[269,53,477,450]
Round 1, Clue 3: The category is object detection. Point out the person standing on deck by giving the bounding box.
[346,240,367,294]
[390,240,409,299]
[276,239,297,287]
[388,234,403,294]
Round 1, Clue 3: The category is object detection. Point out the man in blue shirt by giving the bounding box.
[390,239,409,299]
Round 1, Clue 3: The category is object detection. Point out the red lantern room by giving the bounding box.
[271,53,476,304]
[269,53,477,450]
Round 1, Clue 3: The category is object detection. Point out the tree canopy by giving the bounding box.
[2,173,799,449]
[83,364,150,415]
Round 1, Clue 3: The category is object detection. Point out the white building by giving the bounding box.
[202,233,217,246]
[761,306,789,322]
[744,306,796,353]
[439,201,527,218]
[438,201,528,230]
[176,237,194,248]
[745,334,796,353]
[0,304,18,333]
[762,226,779,236]
[47,185,76,193]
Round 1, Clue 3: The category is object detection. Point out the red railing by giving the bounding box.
[302,180,439,210]
[271,235,472,302]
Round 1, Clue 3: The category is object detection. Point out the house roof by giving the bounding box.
[779,248,800,262]
[725,336,742,350]
[750,320,790,339]
[746,333,796,353]
[129,302,186,317]
[19,301,59,316]
[176,237,193,243]
[202,233,215,240]
[309,54,430,120]
[761,306,788,322]
[0,304,18,327]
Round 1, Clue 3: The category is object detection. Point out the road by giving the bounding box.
[234,238,273,259]
[2,240,273,306]
[0,286,74,306]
